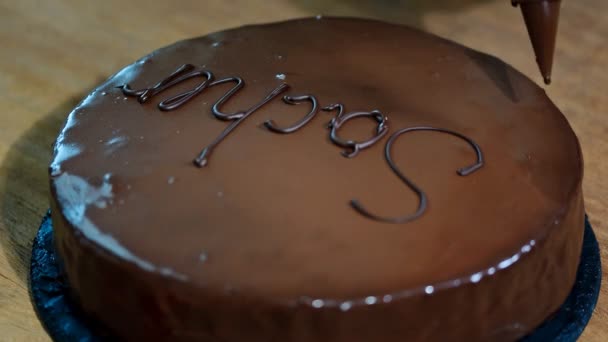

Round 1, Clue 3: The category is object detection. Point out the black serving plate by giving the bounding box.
[30,212,601,341]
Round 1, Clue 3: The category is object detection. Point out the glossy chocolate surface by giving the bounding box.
[50,17,584,341]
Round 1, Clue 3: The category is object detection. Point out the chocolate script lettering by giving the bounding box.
[264,94,319,134]
[350,127,484,224]
[194,83,289,167]
[322,103,389,158]
[120,64,484,223]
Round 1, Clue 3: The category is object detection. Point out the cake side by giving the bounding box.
[50,186,584,341]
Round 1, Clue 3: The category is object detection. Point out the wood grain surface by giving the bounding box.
[0,0,606,340]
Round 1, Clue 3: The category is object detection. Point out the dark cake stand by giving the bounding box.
[30,211,601,342]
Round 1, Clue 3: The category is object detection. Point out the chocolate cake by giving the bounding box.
[49,17,584,341]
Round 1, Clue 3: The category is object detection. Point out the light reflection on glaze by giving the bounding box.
[498,254,520,270]
[160,267,188,282]
[311,299,325,309]
[339,301,352,312]
[50,143,82,176]
[470,272,483,283]
[104,136,128,155]
[103,173,112,182]
[297,239,538,310]
[105,136,128,148]
[50,99,91,176]
[199,252,208,263]
[53,172,188,281]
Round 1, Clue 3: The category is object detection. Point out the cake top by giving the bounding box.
[50,17,581,304]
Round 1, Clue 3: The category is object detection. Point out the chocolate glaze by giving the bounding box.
[513,0,562,84]
[49,17,584,341]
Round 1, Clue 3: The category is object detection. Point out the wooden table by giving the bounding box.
[0,0,606,340]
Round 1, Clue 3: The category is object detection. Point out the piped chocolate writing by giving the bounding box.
[351,127,484,224]
[194,83,289,167]
[121,64,213,111]
[264,95,319,134]
[323,104,389,158]
[120,64,292,166]
[120,64,484,223]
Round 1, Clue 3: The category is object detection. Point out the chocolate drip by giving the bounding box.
[264,95,319,134]
[323,104,389,158]
[193,83,289,167]
[350,127,484,224]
